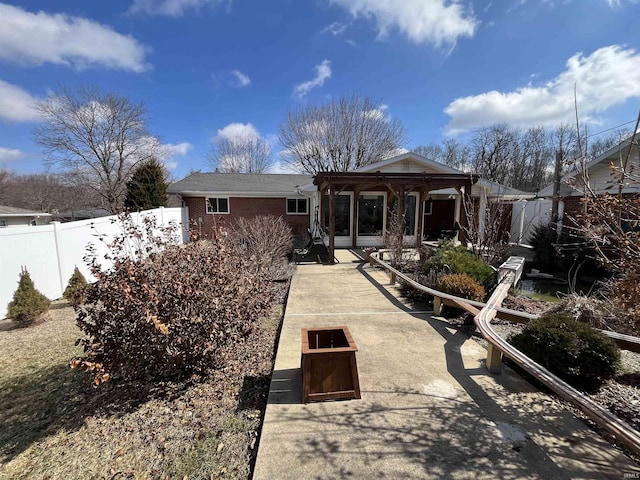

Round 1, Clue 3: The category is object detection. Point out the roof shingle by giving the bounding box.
[168,172,312,195]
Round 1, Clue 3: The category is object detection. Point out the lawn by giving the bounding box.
[0,299,283,479]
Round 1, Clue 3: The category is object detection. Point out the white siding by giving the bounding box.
[585,151,640,194]
[374,159,448,174]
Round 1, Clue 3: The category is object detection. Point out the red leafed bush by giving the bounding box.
[71,214,273,385]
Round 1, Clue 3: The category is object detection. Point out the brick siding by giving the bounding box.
[182,196,310,238]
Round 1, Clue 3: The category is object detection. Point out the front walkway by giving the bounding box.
[253,250,637,479]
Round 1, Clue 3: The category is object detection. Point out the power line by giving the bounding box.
[585,119,637,139]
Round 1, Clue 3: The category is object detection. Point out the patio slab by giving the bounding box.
[253,249,638,479]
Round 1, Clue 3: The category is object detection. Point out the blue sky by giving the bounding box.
[1,0,639,178]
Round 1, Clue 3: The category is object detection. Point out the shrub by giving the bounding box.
[509,312,620,391]
[610,271,640,325]
[228,215,294,280]
[63,267,87,306]
[7,267,51,326]
[71,214,273,385]
[424,240,495,289]
[529,223,559,270]
[436,273,486,302]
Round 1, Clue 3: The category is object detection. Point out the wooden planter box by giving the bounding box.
[301,326,361,404]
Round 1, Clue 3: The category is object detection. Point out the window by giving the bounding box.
[424,197,433,215]
[0,220,6,228]
[323,194,351,236]
[357,194,385,236]
[390,195,417,235]
[287,198,308,215]
[206,197,229,214]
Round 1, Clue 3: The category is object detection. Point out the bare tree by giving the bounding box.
[470,124,520,187]
[413,143,443,162]
[0,171,100,213]
[209,133,273,173]
[461,191,512,266]
[279,94,406,174]
[0,168,10,204]
[588,128,631,160]
[34,86,165,213]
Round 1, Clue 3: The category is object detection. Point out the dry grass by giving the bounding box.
[0,298,284,480]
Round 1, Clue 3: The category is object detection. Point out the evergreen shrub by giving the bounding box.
[7,267,50,326]
[423,240,495,289]
[509,312,620,391]
[63,267,87,306]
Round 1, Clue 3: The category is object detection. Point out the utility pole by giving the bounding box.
[551,150,562,226]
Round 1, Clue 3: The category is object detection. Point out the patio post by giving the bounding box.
[329,188,336,264]
[454,187,462,244]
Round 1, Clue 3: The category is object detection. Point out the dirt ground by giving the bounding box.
[0,295,285,480]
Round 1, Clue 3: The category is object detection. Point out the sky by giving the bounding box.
[1,0,640,179]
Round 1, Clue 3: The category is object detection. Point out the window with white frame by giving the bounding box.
[286,198,308,215]
[206,197,229,214]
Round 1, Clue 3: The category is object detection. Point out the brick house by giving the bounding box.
[537,135,639,228]
[168,173,313,239]
[169,152,529,248]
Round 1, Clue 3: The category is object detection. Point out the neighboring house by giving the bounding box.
[537,135,639,226]
[169,153,530,251]
[52,208,111,222]
[0,205,52,227]
[168,173,313,239]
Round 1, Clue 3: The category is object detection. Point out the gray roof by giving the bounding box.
[169,172,313,195]
[0,205,51,216]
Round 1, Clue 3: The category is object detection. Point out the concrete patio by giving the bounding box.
[253,249,638,479]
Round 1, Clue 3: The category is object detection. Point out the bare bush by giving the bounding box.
[71,214,273,385]
[383,207,414,269]
[228,215,294,280]
[461,193,511,267]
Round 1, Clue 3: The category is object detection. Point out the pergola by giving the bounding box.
[313,171,480,263]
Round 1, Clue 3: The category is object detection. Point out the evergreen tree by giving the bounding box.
[124,159,168,211]
[7,267,51,326]
[64,267,88,306]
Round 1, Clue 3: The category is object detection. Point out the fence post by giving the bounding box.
[159,206,165,226]
[433,296,443,315]
[51,222,66,294]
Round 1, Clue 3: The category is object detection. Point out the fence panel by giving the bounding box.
[0,207,188,319]
[510,199,553,245]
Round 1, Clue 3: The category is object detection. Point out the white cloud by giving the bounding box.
[445,45,640,133]
[329,0,476,48]
[363,103,389,121]
[0,147,27,163]
[166,142,192,156]
[159,141,192,170]
[230,69,251,87]
[321,21,349,36]
[267,160,302,174]
[129,0,231,17]
[605,0,640,6]
[0,80,41,122]
[293,60,332,99]
[215,122,261,142]
[0,4,149,72]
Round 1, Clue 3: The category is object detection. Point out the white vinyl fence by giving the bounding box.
[510,198,562,245]
[0,207,189,319]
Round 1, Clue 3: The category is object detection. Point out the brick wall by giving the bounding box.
[182,196,310,238]
[561,195,584,229]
